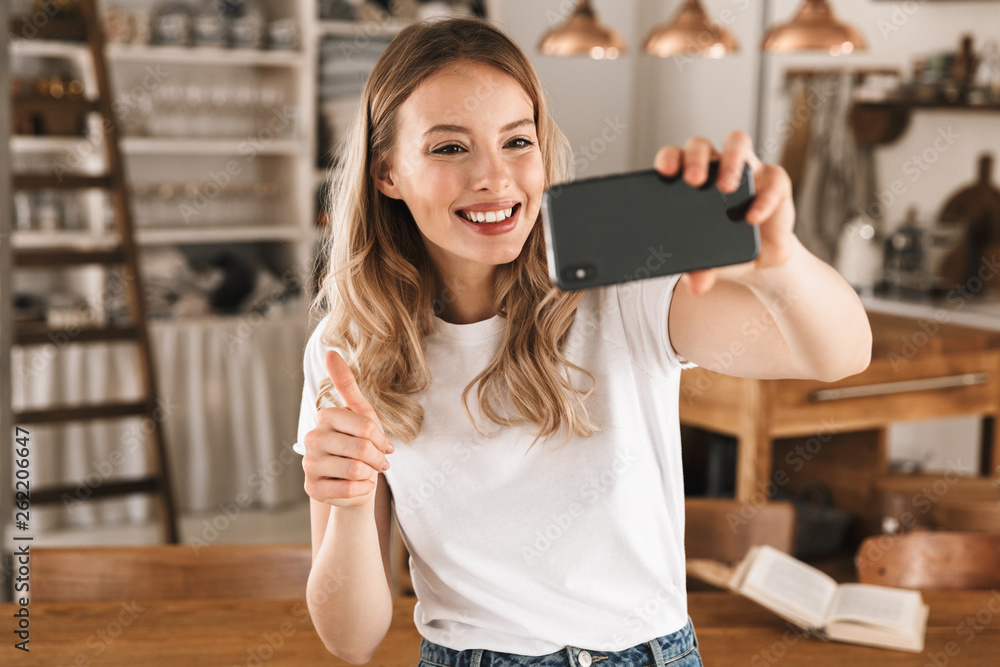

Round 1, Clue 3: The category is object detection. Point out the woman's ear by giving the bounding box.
[375,161,402,200]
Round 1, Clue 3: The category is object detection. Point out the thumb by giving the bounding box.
[325,350,382,429]
[682,269,717,296]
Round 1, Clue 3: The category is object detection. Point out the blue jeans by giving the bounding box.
[418,617,703,667]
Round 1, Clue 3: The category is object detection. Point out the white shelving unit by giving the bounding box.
[4,0,327,549]
[9,1,510,323]
[9,0,320,312]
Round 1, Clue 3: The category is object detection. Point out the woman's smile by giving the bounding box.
[454,201,522,235]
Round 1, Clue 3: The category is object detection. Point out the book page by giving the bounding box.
[826,596,928,653]
[827,584,923,632]
[738,545,839,629]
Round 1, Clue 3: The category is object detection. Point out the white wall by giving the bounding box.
[494,0,640,177]
[632,0,760,163]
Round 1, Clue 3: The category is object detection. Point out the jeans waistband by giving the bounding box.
[419,617,698,667]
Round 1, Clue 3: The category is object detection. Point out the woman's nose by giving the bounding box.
[470,150,511,191]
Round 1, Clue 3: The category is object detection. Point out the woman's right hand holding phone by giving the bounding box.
[302,350,394,509]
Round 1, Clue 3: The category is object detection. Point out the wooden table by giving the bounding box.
[3,590,998,665]
[679,311,1000,517]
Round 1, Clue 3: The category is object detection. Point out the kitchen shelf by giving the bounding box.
[11,136,92,153]
[851,93,1000,145]
[13,231,114,249]
[853,98,1000,113]
[13,226,310,248]
[135,225,309,245]
[9,38,89,60]
[106,43,305,67]
[861,293,1000,333]
[121,137,304,155]
[316,19,410,38]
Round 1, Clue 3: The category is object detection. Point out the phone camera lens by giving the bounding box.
[563,264,596,283]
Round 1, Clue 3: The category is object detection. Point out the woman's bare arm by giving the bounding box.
[669,236,871,381]
[307,473,394,664]
[305,350,397,664]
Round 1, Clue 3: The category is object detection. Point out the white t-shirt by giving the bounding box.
[296,273,697,655]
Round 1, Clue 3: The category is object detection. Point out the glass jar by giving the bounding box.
[35,190,63,232]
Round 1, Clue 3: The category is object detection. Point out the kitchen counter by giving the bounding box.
[862,291,1000,332]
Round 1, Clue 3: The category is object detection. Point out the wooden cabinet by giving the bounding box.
[679,311,1000,534]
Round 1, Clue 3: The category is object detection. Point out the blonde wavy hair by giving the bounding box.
[311,17,602,449]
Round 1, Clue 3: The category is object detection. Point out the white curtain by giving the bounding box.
[12,302,310,534]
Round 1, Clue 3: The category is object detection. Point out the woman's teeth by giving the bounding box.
[458,207,515,223]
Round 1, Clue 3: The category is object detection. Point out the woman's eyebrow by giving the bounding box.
[423,118,534,138]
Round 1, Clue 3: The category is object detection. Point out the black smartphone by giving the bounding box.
[541,160,759,291]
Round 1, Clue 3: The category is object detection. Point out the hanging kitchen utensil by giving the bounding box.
[780,79,813,193]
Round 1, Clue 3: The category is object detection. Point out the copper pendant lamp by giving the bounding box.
[538,0,627,60]
[762,0,866,55]
[643,0,739,59]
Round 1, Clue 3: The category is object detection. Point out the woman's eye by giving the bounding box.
[433,144,466,155]
[507,138,535,149]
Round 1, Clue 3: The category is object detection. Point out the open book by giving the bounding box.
[728,545,929,653]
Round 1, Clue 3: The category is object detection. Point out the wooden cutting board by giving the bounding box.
[936,154,1000,289]
[939,154,1000,229]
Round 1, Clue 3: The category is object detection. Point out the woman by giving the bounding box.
[297,17,871,667]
